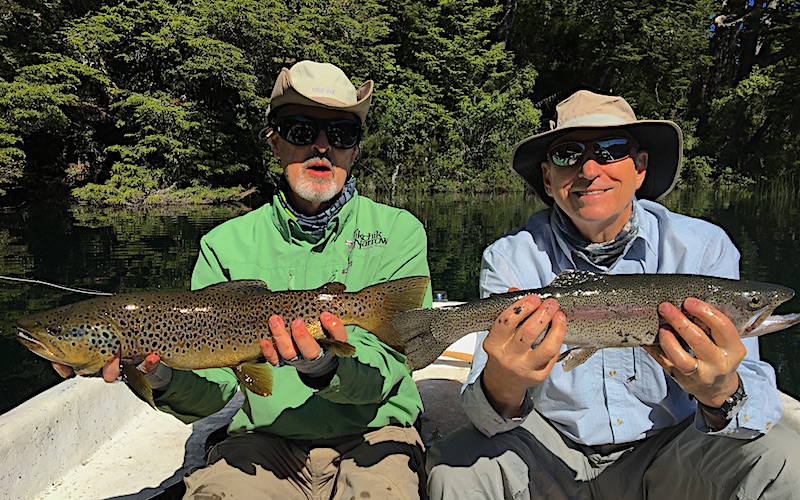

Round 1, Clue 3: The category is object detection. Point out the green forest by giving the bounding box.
[0,0,798,205]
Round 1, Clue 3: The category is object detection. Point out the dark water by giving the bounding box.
[2,186,800,414]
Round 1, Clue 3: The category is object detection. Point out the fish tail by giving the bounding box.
[392,300,508,371]
[357,276,430,351]
[389,308,455,370]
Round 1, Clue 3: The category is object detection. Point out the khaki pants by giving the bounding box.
[427,410,800,500]
[185,425,425,500]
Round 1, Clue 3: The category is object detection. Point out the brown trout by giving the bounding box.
[17,276,430,405]
[391,270,800,371]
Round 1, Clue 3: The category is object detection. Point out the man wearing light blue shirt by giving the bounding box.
[427,90,800,499]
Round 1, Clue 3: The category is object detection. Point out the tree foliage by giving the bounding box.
[0,0,798,204]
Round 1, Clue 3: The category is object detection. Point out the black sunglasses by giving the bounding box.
[270,115,363,150]
[547,138,633,167]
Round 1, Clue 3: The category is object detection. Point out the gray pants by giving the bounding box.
[427,410,800,499]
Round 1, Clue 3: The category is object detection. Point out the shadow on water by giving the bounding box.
[2,184,800,413]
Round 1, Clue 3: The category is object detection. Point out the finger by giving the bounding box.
[290,319,322,360]
[260,339,280,366]
[681,297,743,356]
[102,353,121,382]
[658,302,713,373]
[530,309,567,370]
[515,298,560,350]
[654,319,697,374]
[138,353,161,374]
[52,362,74,378]
[269,315,299,360]
[491,294,542,339]
[320,312,348,342]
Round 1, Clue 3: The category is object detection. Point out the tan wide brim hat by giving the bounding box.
[266,60,373,123]
[512,90,683,205]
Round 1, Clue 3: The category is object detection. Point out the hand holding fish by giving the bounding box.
[261,312,347,366]
[51,356,121,382]
[481,294,567,419]
[645,297,745,427]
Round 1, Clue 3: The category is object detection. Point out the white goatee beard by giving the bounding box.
[293,175,340,203]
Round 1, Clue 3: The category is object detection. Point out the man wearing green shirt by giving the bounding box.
[53,60,432,499]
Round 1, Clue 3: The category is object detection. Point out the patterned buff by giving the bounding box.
[551,199,640,268]
[277,176,357,237]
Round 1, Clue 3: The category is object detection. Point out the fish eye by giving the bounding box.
[748,294,762,309]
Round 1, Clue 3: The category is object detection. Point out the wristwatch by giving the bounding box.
[697,374,748,421]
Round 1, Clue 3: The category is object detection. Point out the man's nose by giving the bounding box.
[313,129,331,152]
[578,156,603,177]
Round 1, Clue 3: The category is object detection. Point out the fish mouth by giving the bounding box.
[16,327,64,362]
[744,309,774,333]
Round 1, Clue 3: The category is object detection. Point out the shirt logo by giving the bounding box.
[353,229,387,249]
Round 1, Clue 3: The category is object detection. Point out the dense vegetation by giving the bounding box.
[0,0,798,205]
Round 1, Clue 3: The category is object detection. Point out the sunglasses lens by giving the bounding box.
[325,120,362,149]
[274,116,361,149]
[277,117,318,146]
[594,138,631,162]
[549,143,585,167]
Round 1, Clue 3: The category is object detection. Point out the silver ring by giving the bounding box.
[683,360,699,377]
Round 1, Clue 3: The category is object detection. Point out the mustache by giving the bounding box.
[302,153,335,170]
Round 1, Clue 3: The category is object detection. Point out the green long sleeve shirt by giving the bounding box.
[154,189,432,439]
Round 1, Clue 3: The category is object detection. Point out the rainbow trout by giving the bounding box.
[392,270,800,371]
[17,276,429,405]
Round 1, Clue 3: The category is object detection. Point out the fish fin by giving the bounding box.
[558,347,599,372]
[121,359,155,408]
[234,361,274,397]
[318,282,347,293]
[358,276,431,351]
[319,338,357,357]
[203,280,272,294]
[548,270,601,289]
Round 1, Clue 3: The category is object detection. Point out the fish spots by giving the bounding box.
[514,306,523,314]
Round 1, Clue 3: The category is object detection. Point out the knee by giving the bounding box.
[426,423,491,472]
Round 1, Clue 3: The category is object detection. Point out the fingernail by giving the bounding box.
[269,316,281,327]
[320,312,332,321]
[292,319,304,329]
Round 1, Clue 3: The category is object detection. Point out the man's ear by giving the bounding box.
[635,150,648,188]
[267,130,281,159]
[541,162,553,196]
[635,150,649,172]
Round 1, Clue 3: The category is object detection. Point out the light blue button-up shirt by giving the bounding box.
[462,200,783,445]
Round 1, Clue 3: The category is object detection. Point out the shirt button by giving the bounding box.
[616,418,623,426]
[326,426,334,433]
[609,370,617,377]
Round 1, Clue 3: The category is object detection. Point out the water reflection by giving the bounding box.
[1,185,799,414]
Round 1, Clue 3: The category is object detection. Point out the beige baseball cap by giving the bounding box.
[512,90,683,205]
[266,60,373,123]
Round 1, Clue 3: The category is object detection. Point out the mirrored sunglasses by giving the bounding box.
[270,115,362,150]
[547,138,633,167]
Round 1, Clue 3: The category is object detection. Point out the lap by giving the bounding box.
[185,426,426,500]
[428,414,800,500]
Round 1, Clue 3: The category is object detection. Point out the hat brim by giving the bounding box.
[511,121,683,205]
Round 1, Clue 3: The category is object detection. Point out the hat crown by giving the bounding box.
[553,90,638,130]
[278,61,358,107]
